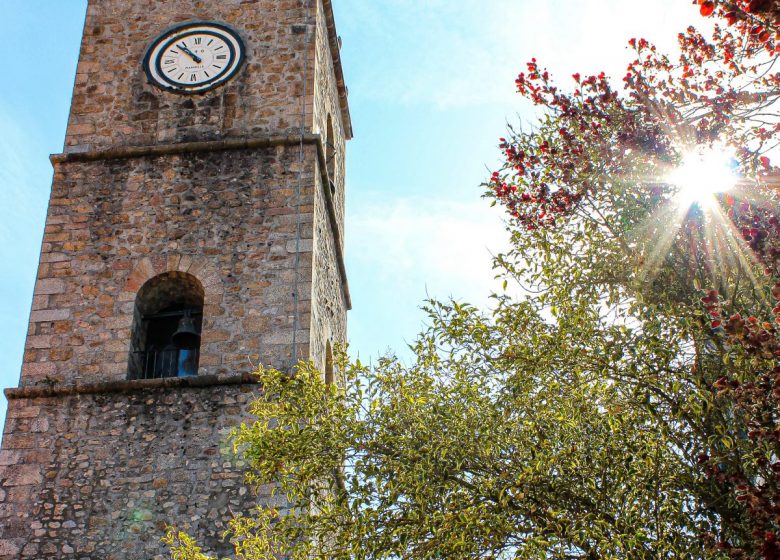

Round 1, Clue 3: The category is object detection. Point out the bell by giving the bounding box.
[172,312,200,349]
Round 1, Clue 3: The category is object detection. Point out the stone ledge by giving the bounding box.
[50,134,320,164]
[4,373,260,400]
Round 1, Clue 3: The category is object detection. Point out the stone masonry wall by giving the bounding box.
[1,143,318,559]
[65,0,316,153]
[313,0,348,248]
[309,168,347,375]
[307,0,348,374]
[0,382,272,559]
[22,145,315,389]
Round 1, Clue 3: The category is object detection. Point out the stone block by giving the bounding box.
[0,540,20,558]
[166,255,181,272]
[41,253,70,264]
[26,336,53,350]
[6,406,40,420]
[286,239,313,253]
[35,279,66,295]
[242,316,269,333]
[20,362,56,378]
[68,122,96,135]
[0,452,20,467]
[30,309,71,323]
[31,295,49,311]
[0,465,43,487]
[106,315,133,330]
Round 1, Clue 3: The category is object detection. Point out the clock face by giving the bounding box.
[143,22,245,94]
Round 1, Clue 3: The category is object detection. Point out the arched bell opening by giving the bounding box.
[127,271,205,380]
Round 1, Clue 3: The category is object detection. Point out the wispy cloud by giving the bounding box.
[348,194,510,306]
[346,193,512,360]
[0,107,50,274]
[336,0,697,109]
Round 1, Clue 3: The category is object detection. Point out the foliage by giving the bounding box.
[489,1,780,557]
[169,322,711,559]
[167,2,780,559]
[163,531,213,560]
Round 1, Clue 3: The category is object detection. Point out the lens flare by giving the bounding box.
[667,146,738,208]
[637,144,765,293]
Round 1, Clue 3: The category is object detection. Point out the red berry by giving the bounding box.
[700,1,715,16]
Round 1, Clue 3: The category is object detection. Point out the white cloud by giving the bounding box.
[348,194,511,306]
[336,0,699,109]
[346,193,513,361]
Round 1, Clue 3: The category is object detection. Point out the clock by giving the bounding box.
[143,22,246,94]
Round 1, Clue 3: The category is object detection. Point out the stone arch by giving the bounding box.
[122,255,221,301]
[123,256,222,380]
[127,271,205,380]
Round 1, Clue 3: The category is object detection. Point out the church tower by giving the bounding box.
[0,0,351,557]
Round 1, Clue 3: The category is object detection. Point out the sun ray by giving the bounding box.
[634,196,694,283]
[627,143,772,304]
[704,193,773,308]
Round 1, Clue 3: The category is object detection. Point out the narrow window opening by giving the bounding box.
[326,115,337,195]
[128,272,205,380]
[325,340,334,385]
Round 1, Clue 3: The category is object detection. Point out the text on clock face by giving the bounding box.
[158,32,234,86]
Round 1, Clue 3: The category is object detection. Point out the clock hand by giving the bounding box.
[177,43,203,64]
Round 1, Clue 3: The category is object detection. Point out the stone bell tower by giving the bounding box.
[0,0,351,557]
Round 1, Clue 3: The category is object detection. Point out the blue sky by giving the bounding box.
[0,1,697,433]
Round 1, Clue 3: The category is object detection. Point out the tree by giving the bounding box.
[489,1,780,556]
[167,2,780,558]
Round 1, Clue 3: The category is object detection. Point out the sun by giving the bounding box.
[667,145,738,209]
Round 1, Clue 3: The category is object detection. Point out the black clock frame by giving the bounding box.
[142,20,246,95]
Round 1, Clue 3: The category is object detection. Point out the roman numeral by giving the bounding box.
[191,74,197,82]
[165,59,175,65]
[216,55,227,60]
[194,37,202,45]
